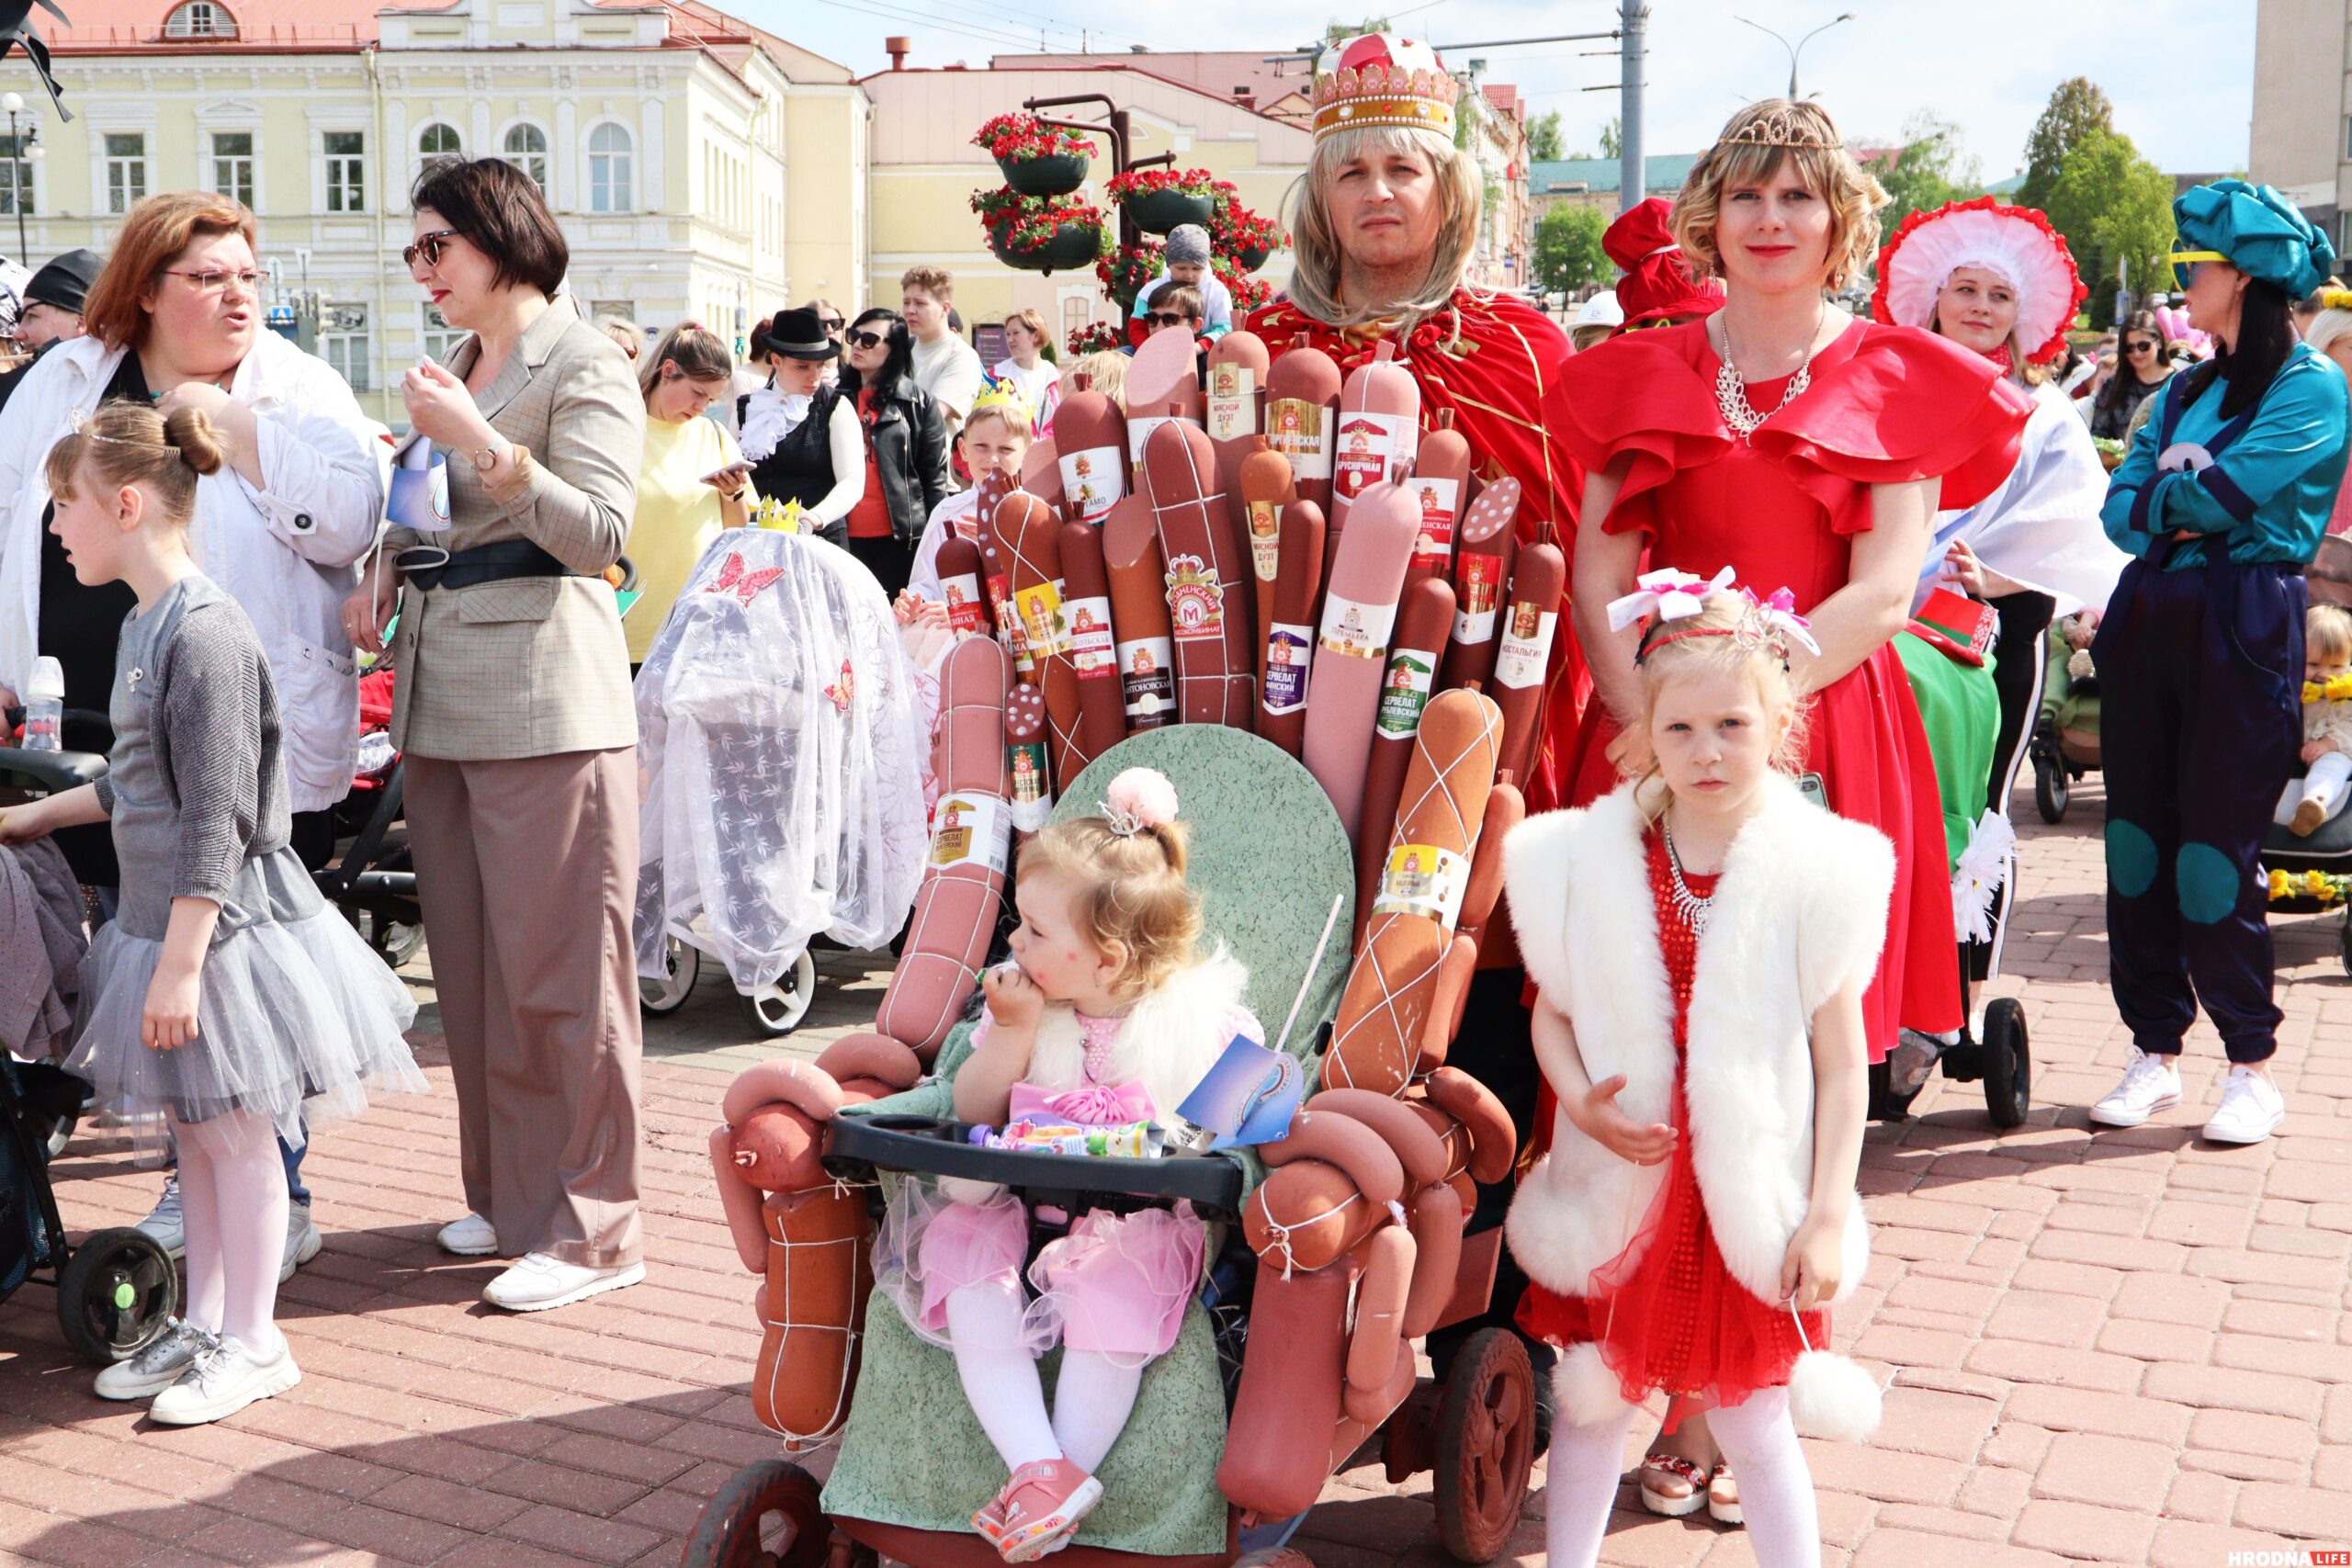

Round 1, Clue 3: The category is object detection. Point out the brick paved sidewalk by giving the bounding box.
[5,777,2352,1567]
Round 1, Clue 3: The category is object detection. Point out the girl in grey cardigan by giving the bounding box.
[0,401,421,1426]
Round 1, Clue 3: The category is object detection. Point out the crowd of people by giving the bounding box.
[0,34,2346,1568]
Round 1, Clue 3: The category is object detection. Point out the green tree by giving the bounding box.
[1599,117,1623,160]
[2047,127,2175,321]
[1323,16,1392,45]
[1528,110,1564,163]
[1534,203,1611,294]
[2016,77,2114,212]
[1876,113,1983,235]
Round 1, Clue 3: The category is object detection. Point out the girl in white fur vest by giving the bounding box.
[872,768,1259,1564]
[1502,585,1887,1568]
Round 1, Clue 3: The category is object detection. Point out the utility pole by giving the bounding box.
[1618,0,1645,215]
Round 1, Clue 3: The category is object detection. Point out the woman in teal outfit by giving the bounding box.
[2090,180,2349,1146]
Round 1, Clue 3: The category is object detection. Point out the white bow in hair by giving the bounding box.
[1605,566,1736,634]
[1741,586,1823,656]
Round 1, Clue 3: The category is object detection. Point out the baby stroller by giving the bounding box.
[0,744,178,1363]
[684,725,1540,1568]
[633,530,928,1037]
[2029,617,2102,825]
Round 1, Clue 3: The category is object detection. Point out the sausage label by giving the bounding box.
[1207,364,1259,443]
[1374,649,1438,739]
[1261,624,1314,715]
[1247,500,1282,583]
[1265,399,1332,480]
[1013,580,1069,660]
[929,793,1011,875]
[1163,554,1227,645]
[1066,594,1115,679]
[985,571,1033,676]
[1126,415,1176,479]
[941,571,988,636]
[1058,446,1125,522]
[1494,604,1559,690]
[1118,636,1176,721]
[1333,412,1417,502]
[1008,741,1053,830]
[1453,554,1504,645]
[1317,592,1398,660]
[1408,477,1461,572]
[1373,842,1468,931]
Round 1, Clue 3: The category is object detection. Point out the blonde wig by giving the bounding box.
[1673,99,1888,295]
[1284,123,1484,335]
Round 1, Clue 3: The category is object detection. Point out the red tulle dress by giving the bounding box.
[1544,317,2033,1060]
[1515,829,1826,1419]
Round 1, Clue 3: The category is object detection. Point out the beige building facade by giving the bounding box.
[2251,0,2349,250]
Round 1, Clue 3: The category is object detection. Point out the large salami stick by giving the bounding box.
[1353,577,1456,947]
[751,1183,871,1446]
[1124,328,1205,485]
[1102,497,1175,731]
[1020,436,1068,524]
[1049,389,1128,525]
[1257,497,1324,758]
[933,536,992,637]
[1207,333,1273,656]
[993,491,1083,784]
[1005,682,1053,836]
[1238,448,1296,688]
[1327,343,1421,579]
[1491,529,1567,785]
[1264,334,1341,520]
[1403,416,1472,590]
[1057,519,1127,777]
[971,469,1031,682]
[1437,478,1521,694]
[1325,688,1503,1095]
[1216,1258,1354,1518]
[1302,481,1418,844]
[875,637,1012,1058]
[1142,420,1253,728]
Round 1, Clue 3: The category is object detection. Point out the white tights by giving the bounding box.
[1545,1386,1818,1568]
[944,1280,1145,1476]
[170,1109,288,1356]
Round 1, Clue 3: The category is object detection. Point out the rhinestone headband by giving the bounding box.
[1714,104,1844,152]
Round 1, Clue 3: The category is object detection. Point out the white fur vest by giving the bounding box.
[1501,775,1892,1439]
[1023,945,1253,1122]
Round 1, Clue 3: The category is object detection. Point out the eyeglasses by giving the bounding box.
[401,230,460,270]
[847,329,888,349]
[820,317,845,332]
[164,268,263,295]
[2126,339,2157,354]
[1145,312,1194,329]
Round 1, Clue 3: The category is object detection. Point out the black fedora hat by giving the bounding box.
[756,307,840,361]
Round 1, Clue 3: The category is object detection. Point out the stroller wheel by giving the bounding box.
[1982,997,2031,1130]
[739,951,818,1038]
[56,1226,176,1364]
[639,938,701,1017]
[1433,1327,1537,1564]
[2033,751,2069,825]
[680,1459,829,1568]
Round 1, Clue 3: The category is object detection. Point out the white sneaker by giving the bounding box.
[2202,1066,2286,1145]
[93,1318,217,1401]
[136,1177,186,1260]
[436,1212,500,1257]
[279,1201,322,1283]
[148,1335,301,1426]
[2089,1046,2183,1128]
[481,1252,645,1313]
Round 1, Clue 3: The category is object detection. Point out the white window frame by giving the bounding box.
[320,301,371,392]
[209,129,255,209]
[585,119,633,214]
[322,129,365,214]
[419,302,465,365]
[164,0,236,38]
[416,121,463,161]
[500,120,548,190]
[104,131,147,215]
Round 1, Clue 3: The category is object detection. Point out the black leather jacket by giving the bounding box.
[854,377,950,546]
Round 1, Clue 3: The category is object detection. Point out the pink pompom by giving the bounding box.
[1104,766,1180,829]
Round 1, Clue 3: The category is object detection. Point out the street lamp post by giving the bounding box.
[1733,12,1856,99]
[0,91,28,262]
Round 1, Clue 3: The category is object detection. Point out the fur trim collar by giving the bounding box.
[1024,945,1253,1122]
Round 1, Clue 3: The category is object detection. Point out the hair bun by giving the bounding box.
[161,406,228,477]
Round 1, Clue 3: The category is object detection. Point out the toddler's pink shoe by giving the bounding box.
[991,1459,1103,1563]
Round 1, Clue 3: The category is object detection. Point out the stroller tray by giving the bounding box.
[827,1114,1245,1213]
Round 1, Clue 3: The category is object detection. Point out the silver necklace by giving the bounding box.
[1714,309,1824,441]
[1661,818,1716,935]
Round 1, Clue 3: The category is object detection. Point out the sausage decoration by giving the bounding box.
[1353,577,1455,945]
[875,637,1012,1058]
[1326,688,1503,1095]
[933,535,992,637]
[1021,436,1068,525]
[1257,497,1325,759]
[1402,418,1472,589]
[1302,481,1419,845]
[1263,334,1341,520]
[1437,478,1521,694]
[751,1185,871,1445]
[1327,343,1421,576]
[1102,497,1176,732]
[1238,448,1297,682]
[1142,420,1253,728]
[1051,389,1128,525]
[993,490,1083,784]
[1006,681,1053,836]
[1124,327,1204,485]
[1216,1260,1353,1518]
[1491,526,1567,786]
[1208,333,1275,647]
[1057,519,1128,775]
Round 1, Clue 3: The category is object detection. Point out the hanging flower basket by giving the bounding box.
[1001,152,1091,197]
[1066,321,1124,356]
[1096,240,1166,313]
[1108,167,1218,236]
[1210,186,1284,275]
[973,114,1097,197]
[1216,258,1273,314]
[973,186,1112,275]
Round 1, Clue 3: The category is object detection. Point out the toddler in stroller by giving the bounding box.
[2030,608,2102,823]
[2278,604,2352,835]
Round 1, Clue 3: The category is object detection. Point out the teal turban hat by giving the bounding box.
[2170,179,2336,297]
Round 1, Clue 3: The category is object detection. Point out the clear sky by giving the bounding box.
[742,0,2256,182]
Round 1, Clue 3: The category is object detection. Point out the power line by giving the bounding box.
[799,0,1086,55]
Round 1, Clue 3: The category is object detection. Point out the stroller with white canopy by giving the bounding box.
[634,529,929,1035]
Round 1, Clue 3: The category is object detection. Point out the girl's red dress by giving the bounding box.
[1544,317,2032,1058]
[1515,828,1827,1416]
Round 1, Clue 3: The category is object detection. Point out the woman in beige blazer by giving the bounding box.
[345,157,649,1313]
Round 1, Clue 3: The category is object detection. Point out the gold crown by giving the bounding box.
[969,373,1030,416]
[1715,103,1844,152]
[1312,36,1461,142]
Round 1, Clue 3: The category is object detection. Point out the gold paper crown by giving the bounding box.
[1714,103,1845,153]
[1312,35,1461,142]
[969,373,1031,417]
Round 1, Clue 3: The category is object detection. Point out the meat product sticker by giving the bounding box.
[1333,412,1418,503]
[1164,553,1227,646]
[1013,580,1070,660]
[1266,399,1332,480]
[941,570,989,636]
[1317,592,1398,660]
[1262,624,1314,715]
[1248,500,1283,584]
[1008,741,1052,831]
[1066,595,1115,681]
[1058,446,1125,523]
[928,793,1011,875]
[1493,600,1559,690]
[1373,843,1468,931]
[1118,636,1175,723]
[1453,554,1504,644]
[1127,415,1176,480]
[1207,363,1258,443]
[1408,477,1460,573]
[1374,649,1437,739]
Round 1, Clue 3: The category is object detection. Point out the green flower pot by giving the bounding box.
[1231,243,1272,273]
[991,221,1105,275]
[999,152,1090,197]
[1124,188,1216,236]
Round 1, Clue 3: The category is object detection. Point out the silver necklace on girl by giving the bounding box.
[1714,303,1826,441]
[1661,816,1718,935]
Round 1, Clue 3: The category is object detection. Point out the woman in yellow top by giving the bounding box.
[628,321,752,663]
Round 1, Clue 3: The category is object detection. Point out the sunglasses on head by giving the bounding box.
[820,317,845,331]
[402,229,458,270]
[847,329,888,349]
[1145,311,1193,329]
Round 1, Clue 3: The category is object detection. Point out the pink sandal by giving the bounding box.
[992,1459,1104,1563]
[1637,1452,1709,1518]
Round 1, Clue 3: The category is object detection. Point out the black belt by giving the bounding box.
[398,540,578,592]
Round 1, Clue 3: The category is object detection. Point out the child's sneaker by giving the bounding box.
[148,1334,301,1426]
[135,1177,186,1260]
[2089,1046,2182,1128]
[2202,1066,2286,1145]
[972,1495,1012,1549]
[93,1318,216,1401]
[993,1459,1103,1563]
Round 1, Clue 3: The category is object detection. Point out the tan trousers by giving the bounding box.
[404,748,643,1268]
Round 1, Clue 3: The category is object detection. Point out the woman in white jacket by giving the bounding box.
[0,193,386,872]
